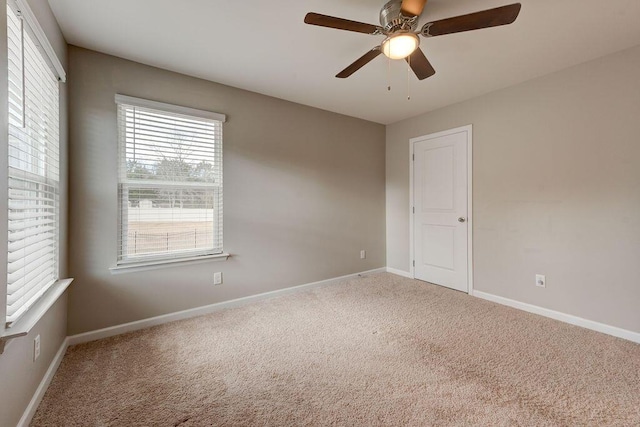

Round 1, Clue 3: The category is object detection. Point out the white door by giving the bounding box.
[412,127,470,293]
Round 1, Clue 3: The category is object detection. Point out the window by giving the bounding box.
[116,95,225,266]
[6,0,64,326]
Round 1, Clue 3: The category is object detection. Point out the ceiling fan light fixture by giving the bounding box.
[381,32,419,60]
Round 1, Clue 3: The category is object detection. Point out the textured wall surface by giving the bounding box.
[386,45,640,333]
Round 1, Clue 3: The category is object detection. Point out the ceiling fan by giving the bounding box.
[304,0,522,80]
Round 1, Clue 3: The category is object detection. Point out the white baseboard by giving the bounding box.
[68,268,387,346]
[472,290,640,344]
[386,267,413,279]
[17,337,70,427]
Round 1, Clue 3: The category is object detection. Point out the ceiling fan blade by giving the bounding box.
[400,0,428,18]
[422,3,522,37]
[336,47,382,78]
[406,48,436,80]
[304,13,381,35]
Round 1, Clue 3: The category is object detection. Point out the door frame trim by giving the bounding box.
[409,124,473,294]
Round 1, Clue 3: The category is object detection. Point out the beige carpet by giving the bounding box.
[33,273,640,426]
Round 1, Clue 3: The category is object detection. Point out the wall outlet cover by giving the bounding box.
[34,335,41,361]
[213,272,223,285]
[536,274,546,288]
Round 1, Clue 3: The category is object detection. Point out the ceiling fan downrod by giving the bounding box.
[380,0,419,33]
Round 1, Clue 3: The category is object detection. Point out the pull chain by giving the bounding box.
[407,55,411,101]
[387,55,391,92]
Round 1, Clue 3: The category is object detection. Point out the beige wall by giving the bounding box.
[387,45,640,333]
[0,298,68,426]
[67,47,386,335]
[0,1,69,426]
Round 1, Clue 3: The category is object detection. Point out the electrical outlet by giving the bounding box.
[360,250,366,259]
[213,272,223,285]
[34,335,41,362]
[536,274,546,288]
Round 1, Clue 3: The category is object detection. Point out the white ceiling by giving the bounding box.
[48,0,640,125]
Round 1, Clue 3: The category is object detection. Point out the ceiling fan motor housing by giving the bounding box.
[380,0,418,32]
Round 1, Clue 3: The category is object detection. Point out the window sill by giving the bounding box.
[109,253,230,274]
[1,278,74,354]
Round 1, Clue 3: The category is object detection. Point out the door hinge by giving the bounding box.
[412,153,415,161]
[413,260,415,267]
[412,206,415,214]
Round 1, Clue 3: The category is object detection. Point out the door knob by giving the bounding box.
[458,217,466,223]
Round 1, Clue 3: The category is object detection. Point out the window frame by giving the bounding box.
[114,95,226,269]
[3,0,66,328]
[2,0,71,349]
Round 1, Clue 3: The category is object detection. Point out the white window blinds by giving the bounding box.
[116,95,225,265]
[6,2,61,325]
